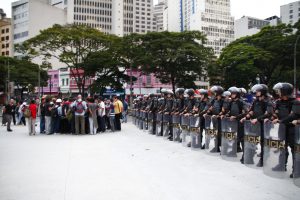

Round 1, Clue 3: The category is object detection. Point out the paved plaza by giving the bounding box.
[0,120,299,200]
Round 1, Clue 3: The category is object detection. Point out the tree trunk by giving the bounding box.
[171,76,176,94]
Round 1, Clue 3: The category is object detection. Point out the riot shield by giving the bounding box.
[181,115,190,147]
[163,114,171,139]
[136,110,140,128]
[243,120,261,166]
[263,121,287,178]
[143,111,148,131]
[221,118,238,160]
[171,114,181,142]
[155,112,163,136]
[139,111,144,130]
[133,110,137,125]
[204,115,219,154]
[294,125,300,187]
[190,115,201,150]
[148,112,154,134]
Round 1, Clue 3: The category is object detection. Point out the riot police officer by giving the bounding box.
[205,86,224,152]
[163,90,175,140]
[226,87,248,154]
[180,89,196,116]
[240,84,272,166]
[272,83,297,178]
[172,88,186,115]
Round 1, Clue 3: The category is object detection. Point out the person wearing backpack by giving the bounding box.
[71,95,87,135]
[3,99,15,132]
[28,99,37,135]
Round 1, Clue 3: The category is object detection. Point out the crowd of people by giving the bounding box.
[1,94,128,135]
[132,82,300,181]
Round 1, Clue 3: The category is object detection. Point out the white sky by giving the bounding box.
[0,0,298,19]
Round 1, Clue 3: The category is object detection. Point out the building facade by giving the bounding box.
[163,0,234,56]
[153,0,165,32]
[234,16,270,39]
[125,70,172,95]
[66,0,156,36]
[0,9,12,57]
[281,0,300,25]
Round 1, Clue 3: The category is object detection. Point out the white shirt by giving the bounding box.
[98,101,105,117]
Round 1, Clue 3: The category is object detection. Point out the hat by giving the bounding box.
[56,99,62,103]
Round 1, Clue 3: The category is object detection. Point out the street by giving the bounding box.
[0,120,299,200]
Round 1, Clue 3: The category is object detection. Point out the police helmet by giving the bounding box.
[210,86,224,96]
[273,82,294,97]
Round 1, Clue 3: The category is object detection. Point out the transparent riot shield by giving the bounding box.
[136,110,140,128]
[143,112,148,131]
[171,114,181,142]
[244,120,261,166]
[139,111,144,130]
[181,115,190,147]
[294,125,300,187]
[263,121,287,178]
[133,110,137,125]
[148,112,154,134]
[163,114,171,139]
[190,115,201,150]
[155,113,163,136]
[204,115,219,154]
[221,118,238,160]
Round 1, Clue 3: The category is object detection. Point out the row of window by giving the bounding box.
[14,21,28,29]
[136,11,151,16]
[1,36,9,41]
[13,11,28,20]
[13,31,28,40]
[1,28,9,34]
[1,51,9,56]
[202,26,234,35]
[74,14,112,23]
[74,7,112,16]
[74,0,112,9]
[1,43,9,48]
[201,17,234,25]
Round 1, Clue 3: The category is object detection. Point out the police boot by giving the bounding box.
[256,158,263,167]
[187,142,191,147]
[290,173,293,178]
[272,164,287,172]
[240,154,244,164]
[237,146,243,153]
[201,144,205,149]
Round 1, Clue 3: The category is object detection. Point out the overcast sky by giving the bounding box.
[1,0,298,19]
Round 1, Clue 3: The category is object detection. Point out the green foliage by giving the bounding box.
[217,23,300,89]
[135,31,214,92]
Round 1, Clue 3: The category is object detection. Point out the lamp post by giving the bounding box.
[294,35,300,97]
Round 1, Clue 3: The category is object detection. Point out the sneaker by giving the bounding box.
[237,147,243,153]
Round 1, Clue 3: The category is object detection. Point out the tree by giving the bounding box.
[0,56,48,99]
[217,23,300,89]
[136,31,214,92]
[18,24,115,96]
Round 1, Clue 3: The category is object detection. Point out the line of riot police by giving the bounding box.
[131,82,300,187]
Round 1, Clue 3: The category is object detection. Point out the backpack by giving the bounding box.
[24,107,31,118]
[75,101,84,114]
[51,107,58,118]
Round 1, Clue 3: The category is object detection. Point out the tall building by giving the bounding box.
[153,0,165,32]
[0,9,13,57]
[66,0,156,36]
[281,0,300,25]
[12,0,67,58]
[235,16,270,39]
[235,16,280,39]
[163,0,234,56]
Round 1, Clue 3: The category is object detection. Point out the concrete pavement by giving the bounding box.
[0,121,299,200]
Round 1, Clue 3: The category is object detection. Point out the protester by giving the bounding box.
[71,95,87,135]
[113,95,123,131]
[39,96,46,134]
[18,102,26,126]
[87,97,98,134]
[97,97,106,133]
[108,99,115,132]
[3,99,15,132]
[28,99,37,136]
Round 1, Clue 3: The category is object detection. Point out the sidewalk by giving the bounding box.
[0,122,299,200]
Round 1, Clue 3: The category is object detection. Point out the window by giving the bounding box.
[290,15,293,19]
[146,75,151,85]
[66,78,69,86]
[54,74,58,79]
[1,29,4,34]
[62,79,65,86]
[290,9,293,13]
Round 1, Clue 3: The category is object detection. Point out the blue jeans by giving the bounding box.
[53,116,61,133]
[122,111,127,123]
[40,115,45,133]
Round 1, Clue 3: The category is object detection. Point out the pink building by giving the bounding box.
[39,69,60,96]
[125,70,172,96]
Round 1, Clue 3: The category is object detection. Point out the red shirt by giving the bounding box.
[29,103,37,119]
